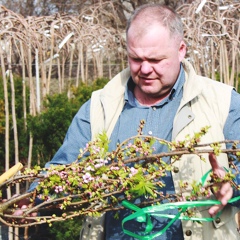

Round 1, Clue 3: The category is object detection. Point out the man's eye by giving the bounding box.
[150,59,161,63]
[132,58,142,62]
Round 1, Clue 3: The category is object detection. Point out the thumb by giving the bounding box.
[209,153,225,178]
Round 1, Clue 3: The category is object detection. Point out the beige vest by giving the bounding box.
[171,61,239,239]
[84,59,239,239]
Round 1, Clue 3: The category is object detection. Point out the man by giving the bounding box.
[40,3,240,240]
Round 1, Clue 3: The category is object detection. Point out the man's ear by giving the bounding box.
[178,40,187,61]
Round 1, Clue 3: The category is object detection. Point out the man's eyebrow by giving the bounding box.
[128,53,165,58]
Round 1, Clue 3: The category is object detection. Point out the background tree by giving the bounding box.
[0,0,239,238]
[0,0,195,17]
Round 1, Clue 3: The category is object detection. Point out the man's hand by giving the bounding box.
[13,197,33,216]
[9,196,37,224]
[208,153,233,216]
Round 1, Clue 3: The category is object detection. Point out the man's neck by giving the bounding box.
[133,87,171,106]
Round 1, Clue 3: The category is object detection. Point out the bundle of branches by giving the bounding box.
[0,125,240,228]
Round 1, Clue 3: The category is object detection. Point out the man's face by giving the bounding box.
[127,24,186,103]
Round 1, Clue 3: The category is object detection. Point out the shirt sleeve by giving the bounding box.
[28,100,92,192]
[224,89,240,207]
[45,99,92,167]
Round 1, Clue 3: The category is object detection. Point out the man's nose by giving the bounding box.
[140,61,153,74]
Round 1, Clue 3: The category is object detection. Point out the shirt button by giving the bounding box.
[185,230,192,236]
[148,131,152,135]
[152,107,156,111]
[188,115,192,119]
[173,167,179,173]
[215,217,221,224]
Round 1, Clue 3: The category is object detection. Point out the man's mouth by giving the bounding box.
[139,77,156,84]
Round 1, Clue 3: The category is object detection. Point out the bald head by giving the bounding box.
[126,4,184,44]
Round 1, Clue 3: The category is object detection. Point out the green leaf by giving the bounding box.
[129,176,156,197]
[49,174,61,183]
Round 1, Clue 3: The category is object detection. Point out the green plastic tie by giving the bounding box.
[121,168,240,239]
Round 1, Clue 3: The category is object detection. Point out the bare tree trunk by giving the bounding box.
[28,47,36,117]
[93,55,97,81]
[57,57,62,93]
[0,40,12,240]
[8,43,20,240]
[20,42,27,130]
[230,24,239,88]
[76,43,81,87]
[121,50,125,70]
[95,52,103,78]
[108,52,112,80]
[35,48,41,113]
[67,45,74,98]
[236,55,239,91]
[26,45,35,191]
[85,49,88,82]
[223,39,229,85]
[19,43,33,191]
[80,43,85,83]
[46,26,55,95]
[61,58,66,91]
[210,38,215,80]
[40,49,47,99]
[219,42,223,83]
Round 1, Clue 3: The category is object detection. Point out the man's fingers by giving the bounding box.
[208,153,233,216]
[214,182,233,205]
[209,204,224,216]
[16,198,31,208]
[13,209,24,216]
[208,182,232,216]
[209,153,220,170]
[208,184,232,216]
[209,153,225,178]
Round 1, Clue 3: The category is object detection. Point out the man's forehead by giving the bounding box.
[127,21,169,40]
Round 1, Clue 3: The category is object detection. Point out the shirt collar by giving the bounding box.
[125,64,185,107]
